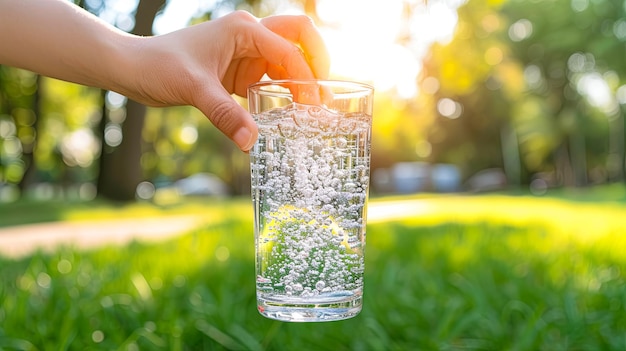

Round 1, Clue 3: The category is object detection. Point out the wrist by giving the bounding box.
[102,33,147,99]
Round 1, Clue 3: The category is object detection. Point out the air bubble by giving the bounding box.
[253,102,371,300]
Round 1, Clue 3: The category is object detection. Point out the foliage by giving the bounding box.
[141,106,249,194]
[500,0,622,184]
[0,67,38,185]
[420,0,626,185]
[1,192,625,350]
[38,78,102,180]
[370,94,431,169]
[419,0,519,179]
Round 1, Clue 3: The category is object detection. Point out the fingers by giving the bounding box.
[194,82,259,152]
[186,12,331,151]
[259,15,330,80]
[246,28,314,80]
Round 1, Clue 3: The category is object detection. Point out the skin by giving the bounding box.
[0,0,330,151]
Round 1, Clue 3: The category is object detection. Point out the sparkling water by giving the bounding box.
[250,103,372,322]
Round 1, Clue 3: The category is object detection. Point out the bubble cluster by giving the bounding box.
[251,103,371,301]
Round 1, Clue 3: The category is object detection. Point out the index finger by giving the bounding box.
[260,15,330,79]
[246,22,315,80]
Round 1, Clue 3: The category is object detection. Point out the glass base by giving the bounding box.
[257,294,362,322]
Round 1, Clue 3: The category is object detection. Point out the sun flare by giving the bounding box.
[152,0,462,99]
[316,0,461,99]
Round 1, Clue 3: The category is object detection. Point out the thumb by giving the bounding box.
[195,85,259,151]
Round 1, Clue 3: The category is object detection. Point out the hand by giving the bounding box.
[122,11,330,151]
[0,1,329,151]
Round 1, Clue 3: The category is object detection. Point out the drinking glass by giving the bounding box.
[248,80,374,322]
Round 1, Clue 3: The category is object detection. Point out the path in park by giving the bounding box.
[0,200,431,259]
[0,215,207,259]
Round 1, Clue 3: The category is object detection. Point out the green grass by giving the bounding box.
[0,197,250,228]
[1,188,626,350]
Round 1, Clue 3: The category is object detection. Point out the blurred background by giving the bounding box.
[2,0,625,202]
[2,1,626,349]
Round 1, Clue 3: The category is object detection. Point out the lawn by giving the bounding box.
[0,186,625,350]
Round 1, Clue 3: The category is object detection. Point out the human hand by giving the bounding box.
[119,11,330,151]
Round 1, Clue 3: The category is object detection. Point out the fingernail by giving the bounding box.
[233,127,254,151]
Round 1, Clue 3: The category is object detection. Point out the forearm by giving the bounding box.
[0,0,138,92]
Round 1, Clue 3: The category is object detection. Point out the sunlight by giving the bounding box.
[317,0,462,98]
[179,124,199,145]
[151,0,464,99]
[577,72,617,113]
[60,129,100,167]
[317,0,411,95]
[409,1,461,45]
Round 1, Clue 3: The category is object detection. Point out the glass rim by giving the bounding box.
[248,79,374,94]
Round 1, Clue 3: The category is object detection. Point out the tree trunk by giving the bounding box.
[569,129,588,186]
[554,142,575,187]
[500,123,521,189]
[18,75,42,192]
[97,0,165,201]
[602,109,625,183]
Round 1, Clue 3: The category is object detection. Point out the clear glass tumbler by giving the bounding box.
[248,80,374,322]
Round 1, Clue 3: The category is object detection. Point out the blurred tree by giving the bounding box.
[0,67,39,191]
[420,0,525,183]
[38,78,101,194]
[418,0,624,188]
[0,67,102,198]
[502,0,622,185]
[16,74,41,192]
[369,94,431,170]
[96,0,165,201]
